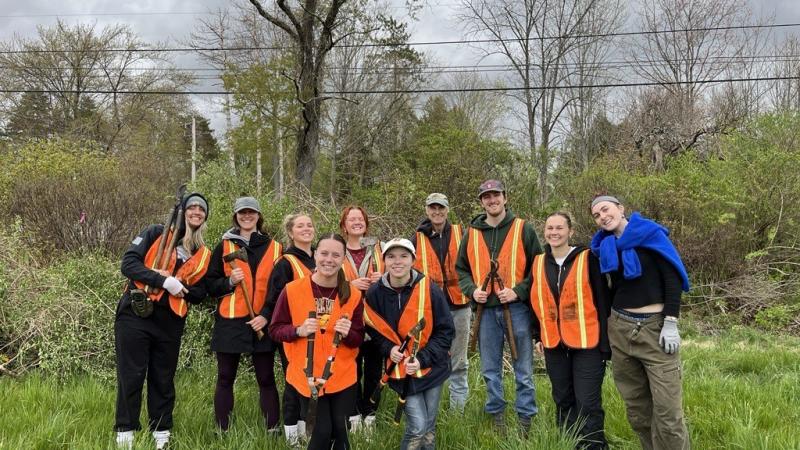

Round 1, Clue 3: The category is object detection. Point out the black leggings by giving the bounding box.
[355,338,384,417]
[214,351,280,430]
[302,384,357,450]
[279,346,303,425]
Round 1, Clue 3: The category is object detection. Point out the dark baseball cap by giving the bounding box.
[477,179,505,198]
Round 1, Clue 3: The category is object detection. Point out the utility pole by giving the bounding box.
[191,116,197,183]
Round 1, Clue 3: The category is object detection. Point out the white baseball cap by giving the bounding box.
[382,238,416,259]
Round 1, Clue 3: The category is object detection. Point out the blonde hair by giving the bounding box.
[282,212,313,246]
[182,219,207,253]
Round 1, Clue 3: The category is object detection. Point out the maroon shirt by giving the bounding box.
[268,280,365,348]
[347,246,367,272]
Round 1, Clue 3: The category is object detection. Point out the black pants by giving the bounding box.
[114,306,184,432]
[279,346,303,425]
[301,384,356,450]
[214,351,280,430]
[544,345,607,450]
[354,338,383,417]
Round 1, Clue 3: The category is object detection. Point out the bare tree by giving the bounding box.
[626,0,762,166]
[249,0,349,187]
[770,34,800,112]
[188,8,239,174]
[0,20,190,152]
[458,0,618,204]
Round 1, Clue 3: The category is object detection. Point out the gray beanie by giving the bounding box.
[184,193,208,214]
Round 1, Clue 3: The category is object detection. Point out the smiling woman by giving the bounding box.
[202,196,284,434]
[114,192,211,450]
[268,233,365,450]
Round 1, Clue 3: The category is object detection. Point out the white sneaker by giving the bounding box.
[297,420,307,437]
[116,431,134,449]
[284,424,300,447]
[152,430,170,450]
[363,414,376,431]
[349,414,363,433]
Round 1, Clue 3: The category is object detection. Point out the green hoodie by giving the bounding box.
[455,208,542,308]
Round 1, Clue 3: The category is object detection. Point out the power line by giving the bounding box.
[4,53,800,75]
[0,22,797,55]
[2,75,798,96]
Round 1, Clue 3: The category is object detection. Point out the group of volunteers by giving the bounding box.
[113,179,691,450]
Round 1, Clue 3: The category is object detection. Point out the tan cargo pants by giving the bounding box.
[609,310,690,450]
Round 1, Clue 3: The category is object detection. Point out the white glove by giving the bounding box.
[162,276,186,296]
[659,317,681,354]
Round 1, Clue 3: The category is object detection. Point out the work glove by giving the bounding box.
[659,317,680,354]
[162,276,186,296]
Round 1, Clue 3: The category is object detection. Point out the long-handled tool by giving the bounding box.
[370,317,426,406]
[143,184,186,296]
[223,247,264,340]
[394,324,423,424]
[468,260,518,360]
[304,311,318,437]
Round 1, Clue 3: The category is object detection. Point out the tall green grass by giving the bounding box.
[1,326,797,449]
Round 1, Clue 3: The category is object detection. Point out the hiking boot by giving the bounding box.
[492,412,506,433]
[518,415,533,439]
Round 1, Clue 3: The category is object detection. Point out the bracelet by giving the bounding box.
[664,315,679,323]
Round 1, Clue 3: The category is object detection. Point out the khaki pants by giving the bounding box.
[609,310,690,450]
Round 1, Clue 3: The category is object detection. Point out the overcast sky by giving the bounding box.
[2,0,799,135]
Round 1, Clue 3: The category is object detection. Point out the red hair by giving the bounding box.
[339,205,369,236]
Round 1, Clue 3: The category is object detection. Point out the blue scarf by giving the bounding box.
[590,212,690,292]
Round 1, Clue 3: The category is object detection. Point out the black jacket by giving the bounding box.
[118,224,207,316]
[205,229,278,353]
[532,245,611,355]
[365,270,454,396]
[264,245,316,320]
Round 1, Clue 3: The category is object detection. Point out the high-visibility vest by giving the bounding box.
[133,230,211,318]
[284,277,362,397]
[465,218,527,292]
[219,239,282,319]
[529,249,599,349]
[283,253,313,280]
[413,224,467,306]
[363,277,433,379]
[342,243,384,281]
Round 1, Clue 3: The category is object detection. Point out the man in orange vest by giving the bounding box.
[455,180,542,434]
[410,192,470,411]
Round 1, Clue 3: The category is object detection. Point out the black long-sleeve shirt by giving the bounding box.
[610,248,683,318]
[263,245,316,319]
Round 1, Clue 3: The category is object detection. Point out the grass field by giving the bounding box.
[1,325,798,449]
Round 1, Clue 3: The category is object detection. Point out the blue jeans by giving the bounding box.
[401,384,444,450]
[447,307,471,410]
[478,301,537,419]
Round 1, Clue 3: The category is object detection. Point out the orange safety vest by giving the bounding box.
[283,254,314,280]
[466,218,527,292]
[219,239,283,319]
[342,243,384,282]
[413,224,467,306]
[133,230,211,318]
[284,277,362,397]
[529,250,599,349]
[363,277,434,379]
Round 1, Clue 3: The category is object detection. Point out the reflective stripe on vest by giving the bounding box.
[284,277,362,397]
[529,250,599,349]
[284,254,312,280]
[363,277,433,379]
[412,225,467,306]
[169,246,211,317]
[466,218,527,291]
[220,239,282,319]
[133,229,209,317]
